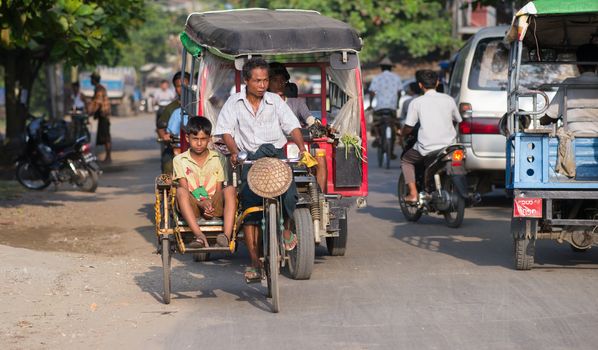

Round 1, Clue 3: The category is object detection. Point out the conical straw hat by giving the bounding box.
[247,157,292,199]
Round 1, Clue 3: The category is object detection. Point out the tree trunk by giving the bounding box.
[3,49,41,157]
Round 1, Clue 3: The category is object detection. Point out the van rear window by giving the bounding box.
[469,38,576,91]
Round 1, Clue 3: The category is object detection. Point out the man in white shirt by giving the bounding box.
[368,57,402,156]
[540,43,598,134]
[153,80,176,107]
[400,70,462,203]
[215,58,309,283]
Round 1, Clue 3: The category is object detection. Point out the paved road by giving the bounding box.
[3,115,598,349]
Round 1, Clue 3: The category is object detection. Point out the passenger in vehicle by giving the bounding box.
[400,70,462,203]
[173,117,236,249]
[157,72,190,173]
[268,62,327,191]
[540,43,598,135]
[398,82,422,127]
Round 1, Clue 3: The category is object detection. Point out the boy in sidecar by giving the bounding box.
[173,116,236,248]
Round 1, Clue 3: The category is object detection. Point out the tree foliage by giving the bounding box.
[116,3,183,70]
[0,0,144,142]
[228,0,461,62]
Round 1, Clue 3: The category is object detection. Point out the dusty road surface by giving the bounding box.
[3,114,598,350]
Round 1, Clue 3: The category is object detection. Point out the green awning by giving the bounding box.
[179,32,202,57]
[516,0,598,16]
[506,0,598,43]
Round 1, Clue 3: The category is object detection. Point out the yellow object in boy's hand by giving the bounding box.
[300,151,318,168]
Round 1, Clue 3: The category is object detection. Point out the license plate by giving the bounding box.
[513,197,542,218]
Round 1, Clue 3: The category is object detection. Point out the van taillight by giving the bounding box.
[459,103,472,118]
[459,118,500,134]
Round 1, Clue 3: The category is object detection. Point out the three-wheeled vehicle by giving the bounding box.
[154,9,368,308]
[504,0,598,270]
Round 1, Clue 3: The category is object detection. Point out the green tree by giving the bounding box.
[0,0,144,146]
[228,0,461,62]
[116,3,182,70]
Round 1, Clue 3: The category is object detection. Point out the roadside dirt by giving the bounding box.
[0,115,181,349]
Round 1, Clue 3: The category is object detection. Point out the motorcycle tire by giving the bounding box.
[442,177,465,228]
[397,173,422,222]
[16,160,51,190]
[75,165,99,192]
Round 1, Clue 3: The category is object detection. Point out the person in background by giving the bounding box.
[369,57,403,157]
[268,62,328,192]
[153,79,176,112]
[68,81,86,112]
[156,72,190,174]
[87,72,112,163]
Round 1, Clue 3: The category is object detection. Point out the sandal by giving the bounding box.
[216,233,230,248]
[282,230,298,251]
[188,236,208,248]
[244,267,262,284]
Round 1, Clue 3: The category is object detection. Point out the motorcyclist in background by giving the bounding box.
[368,57,402,158]
[400,70,462,203]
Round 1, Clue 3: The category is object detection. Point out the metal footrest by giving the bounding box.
[184,246,231,253]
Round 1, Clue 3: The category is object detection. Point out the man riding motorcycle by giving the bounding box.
[368,57,402,158]
[400,70,462,203]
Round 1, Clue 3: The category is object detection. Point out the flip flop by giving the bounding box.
[282,230,298,251]
[244,267,262,284]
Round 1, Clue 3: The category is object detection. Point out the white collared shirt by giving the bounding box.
[405,89,462,156]
[214,88,301,153]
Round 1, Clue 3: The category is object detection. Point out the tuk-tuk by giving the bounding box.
[156,8,368,288]
[504,0,598,270]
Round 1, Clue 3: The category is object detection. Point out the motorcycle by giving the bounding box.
[15,116,101,192]
[397,128,474,228]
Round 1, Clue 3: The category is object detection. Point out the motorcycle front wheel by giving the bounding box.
[16,160,51,190]
[397,173,422,222]
[442,177,465,228]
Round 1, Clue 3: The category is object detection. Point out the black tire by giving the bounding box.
[16,161,51,190]
[385,125,392,169]
[266,203,280,313]
[511,217,536,270]
[161,237,172,304]
[570,244,589,253]
[442,177,465,228]
[326,210,348,256]
[193,253,211,262]
[287,208,315,279]
[397,173,422,222]
[75,166,99,192]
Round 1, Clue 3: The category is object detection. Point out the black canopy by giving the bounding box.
[184,9,362,56]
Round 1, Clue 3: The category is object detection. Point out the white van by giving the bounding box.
[449,25,576,193]
[448,26,511,193]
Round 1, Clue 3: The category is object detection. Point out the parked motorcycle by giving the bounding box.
[16,116,101,192]
[397,139,472,228]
